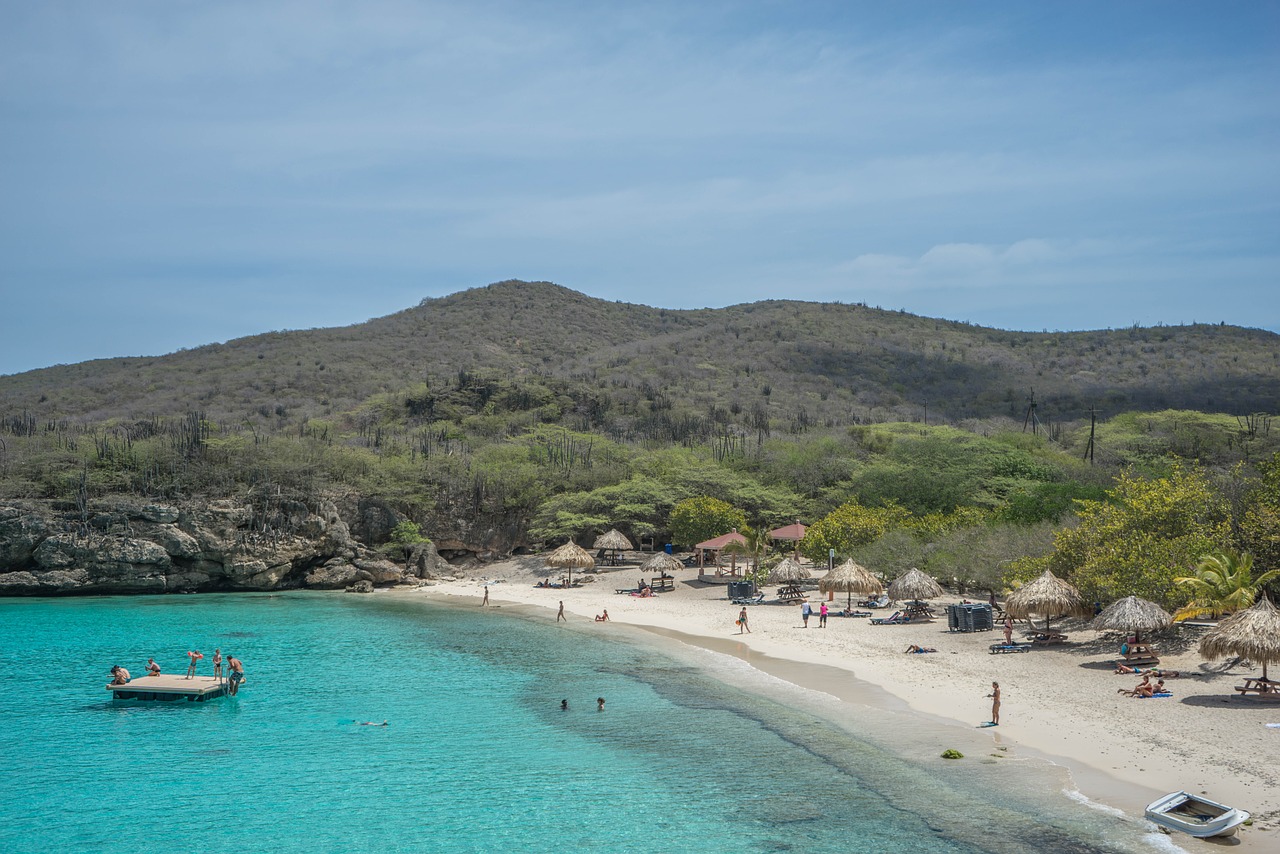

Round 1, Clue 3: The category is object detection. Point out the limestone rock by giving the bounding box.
[346,580,374,593]
[304,562,361,589]
[139,504,180,524]
[0,508,49,569]
[352,557,404,585]
[151,525,202,559]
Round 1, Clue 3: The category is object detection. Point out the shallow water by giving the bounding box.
[0,593,1165,853]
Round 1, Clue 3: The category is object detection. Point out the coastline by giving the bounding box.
[401,562,1278,851]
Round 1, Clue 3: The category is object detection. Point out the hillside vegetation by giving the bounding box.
[1,281,1277,606]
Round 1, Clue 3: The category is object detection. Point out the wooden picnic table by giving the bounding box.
[776,584,806,602]
[1235,677,1280,698]
[650,575,675,591]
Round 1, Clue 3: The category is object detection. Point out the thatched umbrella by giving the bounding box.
[1200,596,1280,682]
[593,529,633,566]
[1005,569,1092,634]
[767,556,811,586]
[1093,596,1172,645]
[820,559,883,609]
[887,568,944,603]
[545,541,595,586]
[640,552,683,576]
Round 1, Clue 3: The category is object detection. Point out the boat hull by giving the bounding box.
[1145,791,1249,838]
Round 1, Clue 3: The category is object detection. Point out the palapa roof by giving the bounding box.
[767,556,812,584]
[593,529,633,551]
[1199,596,1280,665]
[887,568,944,601]
[640,552,684,574]
[1093,596,1172,634]
[1004,570,1092,619]
[819,559,883,596]
[695,531,747,551]
[768,522,807,542]
[544,541,595,569]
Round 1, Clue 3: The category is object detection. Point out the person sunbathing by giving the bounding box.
[1118,675,1152,697]
[1114,664,1182,677]
[594,610,610,622]
[905,645,937,654]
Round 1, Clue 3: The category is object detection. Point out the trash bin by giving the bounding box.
[728,581,755,599]
[664,543,673,554]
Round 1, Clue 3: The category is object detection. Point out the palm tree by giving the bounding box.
[1173,551,1280,622]
[721,526,774,585]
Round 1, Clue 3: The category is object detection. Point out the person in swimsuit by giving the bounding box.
[905,645,937,653]
[213,648,223,679]
[146,658,161,676]
[227,654,244,696]
[1002,617,1013,646]
[560,699,568,711]
[186,650,202,679]
[108,666,130,685]
[988,681,1001,725]
[737,607,751,634]
[594,610,610,622]
[596,697,605,711]
[557,601,566,622]
[482,586,489,606]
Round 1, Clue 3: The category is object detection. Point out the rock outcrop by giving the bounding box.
[0,497,423,596]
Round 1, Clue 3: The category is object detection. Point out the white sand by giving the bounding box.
[407,558,1279,849]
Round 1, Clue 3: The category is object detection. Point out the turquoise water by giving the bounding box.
[0,594,1162,853]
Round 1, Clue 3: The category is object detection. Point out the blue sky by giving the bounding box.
[1,1,1276,375]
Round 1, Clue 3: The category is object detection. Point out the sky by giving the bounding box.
[1,1,1277,375]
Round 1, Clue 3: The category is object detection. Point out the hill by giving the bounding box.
[3,280,1278,431]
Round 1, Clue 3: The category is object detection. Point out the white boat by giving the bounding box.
[1145,791,1249,838]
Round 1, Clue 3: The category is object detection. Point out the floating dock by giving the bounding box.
[106,674,229,702]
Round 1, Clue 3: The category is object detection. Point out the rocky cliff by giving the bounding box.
[0,498,451,596]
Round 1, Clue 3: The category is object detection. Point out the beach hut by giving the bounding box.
[820,559,883,609]
[1093,596,1172,645]
[768,520,807,559]
[695,530,748,574]
[593,529,633,566]
[887,568,944,620]
[1199,596,1280,685]
[1005,569,1092,637]
[545,541,595,587]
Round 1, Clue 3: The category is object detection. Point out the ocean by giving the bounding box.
[0,592,1170,853]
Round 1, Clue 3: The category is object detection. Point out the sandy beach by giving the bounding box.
[409,558,1279,851]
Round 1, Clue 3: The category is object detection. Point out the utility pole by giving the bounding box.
[1083,406,1097,464]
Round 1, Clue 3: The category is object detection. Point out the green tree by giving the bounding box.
[799,500,912,564]
[381,520,431,569]
[1015,463,1230,608]
[721,525,774,583]
[1172,551,1280,621]
[670,496,747,548]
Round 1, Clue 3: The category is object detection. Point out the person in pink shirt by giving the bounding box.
[819,602,828,628]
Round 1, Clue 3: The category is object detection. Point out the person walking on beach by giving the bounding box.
[819,602,828,628]
[557,601,566,622]
[987,681,1001,725]
[800,601,811,628]
[482,585,489,607]
[227,654,244,696]
[212,648,223,679]
[737,607,751,634]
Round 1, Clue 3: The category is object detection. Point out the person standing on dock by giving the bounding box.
[212,648,223,679]
[227,654,245,696]
[186,650,203,679]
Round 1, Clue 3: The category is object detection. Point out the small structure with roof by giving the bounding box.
[820,559,883,609]
[592,529,633,566]
[887,568,944,621]
[545,541,595,587]
[768,520,807,559]
[1005,569,1092,643]
[1093,596,1172,665]
[695,530,748,582]
[1199,596,1280,698]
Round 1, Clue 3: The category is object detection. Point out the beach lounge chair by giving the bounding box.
[989,643,1031,654]
[870,611,911,625]
[861,595,890,609]
[835,610,872,618]
[732,592,765,606]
